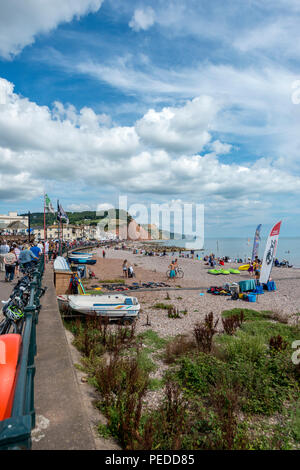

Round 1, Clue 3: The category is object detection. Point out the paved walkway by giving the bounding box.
[0,265,97,450]
[32,264,97,449]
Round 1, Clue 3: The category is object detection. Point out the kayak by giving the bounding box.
[239,264,250,271]
[228,269,241,274]
[238,263,259,271]
[0,334,22,421]
[208,269,230,275]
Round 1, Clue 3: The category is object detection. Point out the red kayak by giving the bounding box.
[0,334,22,421]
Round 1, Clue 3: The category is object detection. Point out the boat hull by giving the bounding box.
[57,294,140,322]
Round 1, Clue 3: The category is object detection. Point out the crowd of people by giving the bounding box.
[0,238,102,283]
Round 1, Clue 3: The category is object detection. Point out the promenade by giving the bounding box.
[0,264,97,450]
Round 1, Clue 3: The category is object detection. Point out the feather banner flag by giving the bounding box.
[44,194,55,214]
[251,224,262,261]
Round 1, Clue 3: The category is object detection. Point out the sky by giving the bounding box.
[0,0,300,238]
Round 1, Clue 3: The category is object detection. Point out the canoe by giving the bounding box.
[57,294,140,322]
[0,334,22,421]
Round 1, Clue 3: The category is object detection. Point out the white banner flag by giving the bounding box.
[259,221,282,284]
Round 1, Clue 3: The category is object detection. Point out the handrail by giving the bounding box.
[0,258,44,450]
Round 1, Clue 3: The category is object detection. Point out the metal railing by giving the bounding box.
[0,258,44,450]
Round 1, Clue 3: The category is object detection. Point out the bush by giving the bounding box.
[165,335,196,364]
[176,353,229,397]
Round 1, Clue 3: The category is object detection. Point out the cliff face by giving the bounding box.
[118,219,151,240]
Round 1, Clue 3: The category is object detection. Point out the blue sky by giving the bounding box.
[0,0,300,238]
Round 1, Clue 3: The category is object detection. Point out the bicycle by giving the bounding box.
[166,267,184,279]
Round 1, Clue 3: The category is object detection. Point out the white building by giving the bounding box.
[0,212,28,234]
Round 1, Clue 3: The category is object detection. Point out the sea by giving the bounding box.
[152,237,300,268]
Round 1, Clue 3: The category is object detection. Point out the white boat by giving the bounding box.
[68,252,94,260]
[57,294,140,322]
[53,256,71,271]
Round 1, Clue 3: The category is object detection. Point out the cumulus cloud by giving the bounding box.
[129,7,155,32]
[136,97,217,154]
[1,76,300,217]
[0,0,103,58]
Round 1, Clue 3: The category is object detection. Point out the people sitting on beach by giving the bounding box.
[128,265,135,278]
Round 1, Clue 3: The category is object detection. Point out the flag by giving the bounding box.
[44,194,55,214]
[259,221,282,284]
[251,224,262,261]
[57,201,69,224]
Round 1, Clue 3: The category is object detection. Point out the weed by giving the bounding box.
[165,335,196,364]
[193,312,219,353]
[269,335,288,353]
[153,303,174,310]
[168,306,182,319]
[222,311,244,335]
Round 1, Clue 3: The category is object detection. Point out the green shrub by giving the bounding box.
[176,353,230,396]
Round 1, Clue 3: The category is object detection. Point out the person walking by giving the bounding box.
[4,247,17,282]
[19,245,38,270]
[0,239,10,272]
[13,243,21,278]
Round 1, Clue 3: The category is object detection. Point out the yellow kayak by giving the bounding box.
[238,263,259,271]
[238,264,250,271]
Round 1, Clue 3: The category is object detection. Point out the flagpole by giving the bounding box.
[57,200,61,257]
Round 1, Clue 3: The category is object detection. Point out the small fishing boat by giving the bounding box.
[57,294,140,322]
[69,258,97,265]
[68,252,93,260]
[53,256,71,271]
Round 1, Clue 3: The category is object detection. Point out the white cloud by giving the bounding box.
[0,0,103,58]
[67,203,93,212]
[1,76,300,221]
[129,7,155,32]
[136,97,217,153]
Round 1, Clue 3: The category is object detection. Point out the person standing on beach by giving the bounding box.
[123,259,128,278]
[169,261,176,280]
[103,249,106,258]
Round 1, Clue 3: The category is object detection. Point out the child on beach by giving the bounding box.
[169,261,176,280]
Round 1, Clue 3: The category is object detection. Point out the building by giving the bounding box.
[0,212,28,235]
[33,224,81,241]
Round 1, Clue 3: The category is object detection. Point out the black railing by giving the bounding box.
[0,258,44,450]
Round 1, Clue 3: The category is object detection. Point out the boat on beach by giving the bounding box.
[57,294,140,322]
[68,252,94,260]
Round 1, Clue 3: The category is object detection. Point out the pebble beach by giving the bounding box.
[83,244,300,338]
